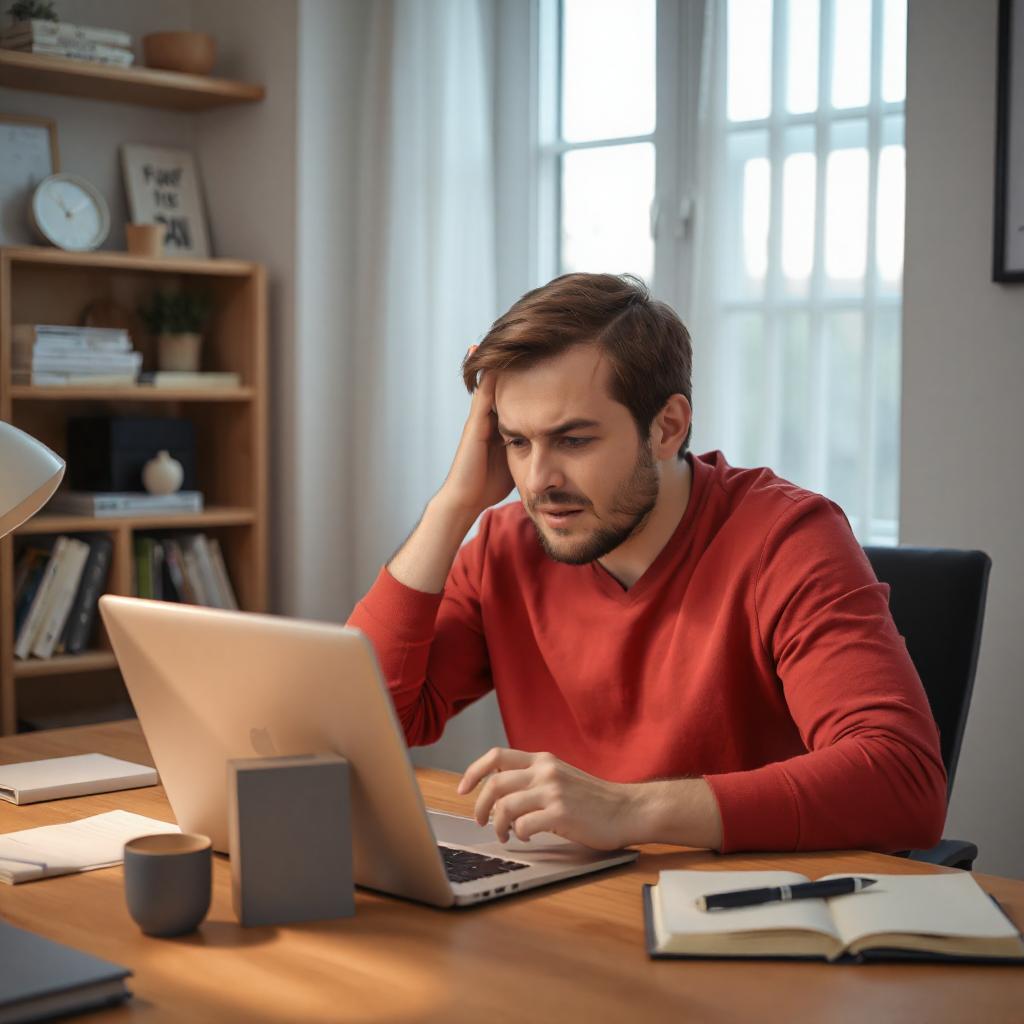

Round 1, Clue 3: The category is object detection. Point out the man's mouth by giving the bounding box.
[538,507,585,525]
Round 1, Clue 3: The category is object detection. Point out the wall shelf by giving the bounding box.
[0,49,264,111]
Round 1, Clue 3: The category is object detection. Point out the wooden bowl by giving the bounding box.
[142,32,216,76]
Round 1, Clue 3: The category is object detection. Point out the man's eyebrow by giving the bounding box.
[496,418,602,438]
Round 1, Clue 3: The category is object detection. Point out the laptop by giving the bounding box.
[98,595,638,907]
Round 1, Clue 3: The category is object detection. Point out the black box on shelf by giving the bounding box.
[67,417,198,492]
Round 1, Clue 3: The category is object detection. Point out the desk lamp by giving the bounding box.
[0,421,65,540]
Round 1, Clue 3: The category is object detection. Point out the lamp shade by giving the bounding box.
[0,422,65,540]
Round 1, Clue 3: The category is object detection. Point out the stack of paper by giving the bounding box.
[0,810,179,884]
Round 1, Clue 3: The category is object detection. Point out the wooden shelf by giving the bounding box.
[0,245,258,277]
[0,49,264,111]
[14,651,118,679]
[10,385,254,402]
[17,507,257,535]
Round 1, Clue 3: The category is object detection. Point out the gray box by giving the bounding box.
[227,753,355,927]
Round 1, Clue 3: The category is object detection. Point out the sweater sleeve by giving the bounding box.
[346,513,494,747]
[705,495,948,854]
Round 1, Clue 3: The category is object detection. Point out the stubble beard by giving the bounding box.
[528,441,660,565]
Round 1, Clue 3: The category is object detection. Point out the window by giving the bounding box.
[535,0,907,544]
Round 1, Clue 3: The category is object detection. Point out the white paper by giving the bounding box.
[825,872,1023,945]
[0,810,179,884]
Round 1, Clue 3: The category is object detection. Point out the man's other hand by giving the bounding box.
[457,747,639,851]
[436,351,515,520]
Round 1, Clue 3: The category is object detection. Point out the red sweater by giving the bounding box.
[348,451,947,854]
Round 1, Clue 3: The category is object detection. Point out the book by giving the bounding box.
[12,545,51,639]
[59,535,113,655]
[180,537,212,606]
[138,370,242,389]
[30,537,90,658]
[0,919,131,1022]
[15,352,143,373]
[134,536,154,599]
[46,490,204,517]
[2,40,135,65]
[0,19,132,48]
[643,871,1024,963]
[12,371,139,387]
[162,538,194,603]
[13,323,132,351]
[14,537,67,659]
[207,537,239,610]
[0,809,179,885]
[0,753,157,805]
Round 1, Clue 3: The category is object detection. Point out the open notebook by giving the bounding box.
[643,871,1024,963]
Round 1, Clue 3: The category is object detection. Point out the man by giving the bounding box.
[348,272,947,855]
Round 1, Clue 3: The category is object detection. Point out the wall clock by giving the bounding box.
[30,173,110,251]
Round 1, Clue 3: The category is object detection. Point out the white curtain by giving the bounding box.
[350,0,507,769]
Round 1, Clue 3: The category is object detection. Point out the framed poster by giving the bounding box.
[994,0,1024,281]
[121,144,211,259]
[0,114,59,246]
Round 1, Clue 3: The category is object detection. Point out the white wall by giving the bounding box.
[903,0,1024,879]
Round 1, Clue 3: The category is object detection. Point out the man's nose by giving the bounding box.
[524,448,566,497]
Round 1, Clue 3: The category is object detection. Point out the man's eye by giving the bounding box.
[503,438,527,449]
[560,437,592,448]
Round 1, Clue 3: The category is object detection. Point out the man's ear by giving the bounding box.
[651,395,692,460]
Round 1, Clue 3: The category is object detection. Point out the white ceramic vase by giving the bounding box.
[142,450,184,495]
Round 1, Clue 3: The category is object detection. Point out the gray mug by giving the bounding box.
[124,833,212,937]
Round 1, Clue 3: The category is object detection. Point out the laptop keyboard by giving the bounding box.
[439,845,531,884]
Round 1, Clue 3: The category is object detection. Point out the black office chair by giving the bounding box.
[863,546,991,871]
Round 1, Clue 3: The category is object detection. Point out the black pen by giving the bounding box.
[696,876,878,911]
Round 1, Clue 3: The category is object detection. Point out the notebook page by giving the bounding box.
[824,873,1022,946]
[659,871,840,940]
[0,810,179,884]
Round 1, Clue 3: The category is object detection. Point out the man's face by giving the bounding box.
[494,345,660,564]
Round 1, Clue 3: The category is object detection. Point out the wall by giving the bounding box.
[0,0,196,250]
[903,0,1024,878]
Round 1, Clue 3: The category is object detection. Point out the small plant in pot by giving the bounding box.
[6,1,59,21]
[139,290,213,372]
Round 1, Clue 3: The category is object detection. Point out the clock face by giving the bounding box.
[32,175,110,251]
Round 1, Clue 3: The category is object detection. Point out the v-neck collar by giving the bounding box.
[589,452,711,606]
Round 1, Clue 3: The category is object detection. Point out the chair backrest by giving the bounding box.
[863,547,991,799]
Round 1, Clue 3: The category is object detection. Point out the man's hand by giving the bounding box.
[386,351,514,595]
[457,748,642,851]
[458,747,725,852]
[435,353,515,521]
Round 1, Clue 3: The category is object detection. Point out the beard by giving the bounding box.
[527,441,660,565]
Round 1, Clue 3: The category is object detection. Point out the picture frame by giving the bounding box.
[120,144,211,259]
[994,0,1024,281]
[0,114,59,247]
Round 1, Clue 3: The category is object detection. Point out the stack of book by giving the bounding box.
[13,325,143,387]
[134,533,239,610]
[13,535,113,660]
[0,19,134,66]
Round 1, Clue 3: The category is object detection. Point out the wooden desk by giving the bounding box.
[1,722,1022,1023]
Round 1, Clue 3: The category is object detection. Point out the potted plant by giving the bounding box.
[139,290,213,372]
[6,1,59,21]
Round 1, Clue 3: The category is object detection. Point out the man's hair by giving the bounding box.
[462,272,693,458]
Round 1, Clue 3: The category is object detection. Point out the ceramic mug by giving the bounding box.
[124,833,212,937]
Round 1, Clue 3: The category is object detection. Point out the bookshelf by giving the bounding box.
[0,246,268,734]
[0,49,265,110]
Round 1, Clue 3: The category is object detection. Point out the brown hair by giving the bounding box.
[463,272,693,458]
